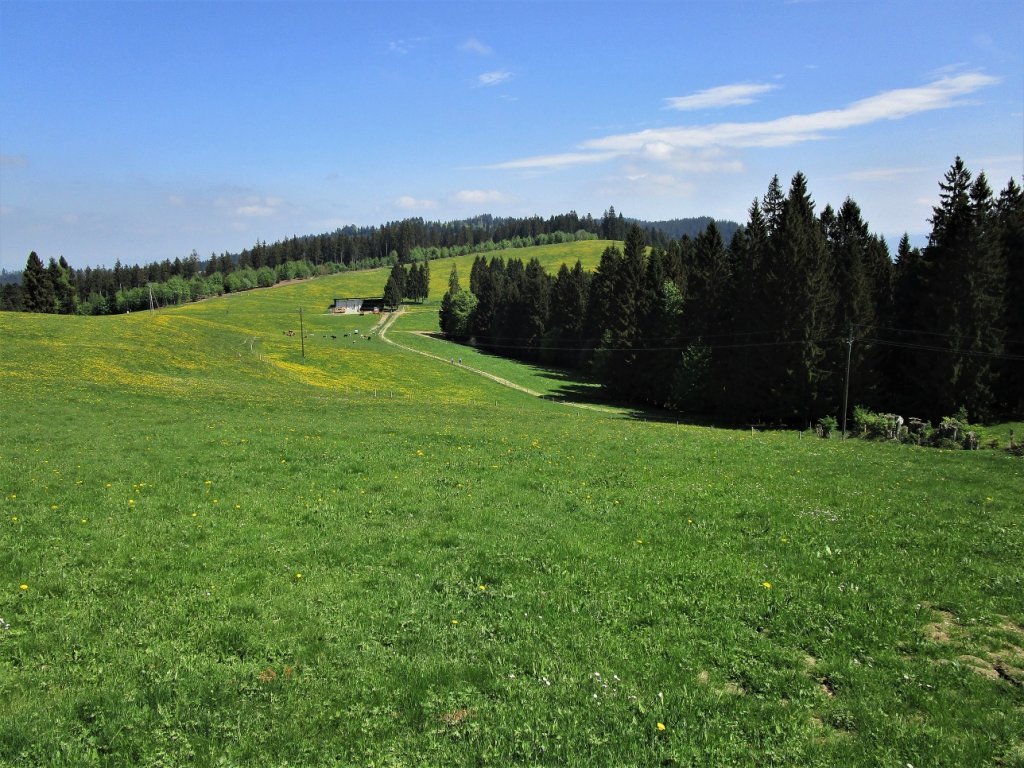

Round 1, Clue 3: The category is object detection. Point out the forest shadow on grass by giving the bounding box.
[437,335,760,431]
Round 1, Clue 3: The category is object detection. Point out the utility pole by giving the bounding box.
[299,307,305,361]
[841,328,854,439]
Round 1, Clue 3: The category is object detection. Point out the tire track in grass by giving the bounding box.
[378,309,620,413]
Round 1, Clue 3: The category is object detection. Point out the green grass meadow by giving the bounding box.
[2,243,1022,766]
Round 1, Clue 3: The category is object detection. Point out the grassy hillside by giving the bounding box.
[2,243,1022,767]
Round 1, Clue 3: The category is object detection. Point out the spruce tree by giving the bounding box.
[22,252,56,313]
[767,172,835,424]
[547,261,590,367]
[995,178,1024,415]
[388,262,407,301]
[594,225,647,397]
[918,158,1005,420]
[448,263,461,294]
[826,198,878,409]
[52,256,79,314]
[383,274,402,309]
[725,200,770,419]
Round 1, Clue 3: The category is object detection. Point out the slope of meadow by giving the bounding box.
[2,243,1022,767]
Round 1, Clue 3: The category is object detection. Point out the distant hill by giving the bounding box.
[631,216,740,244]
[1,269,21,286]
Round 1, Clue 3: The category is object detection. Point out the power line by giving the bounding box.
[863,337,1024,361]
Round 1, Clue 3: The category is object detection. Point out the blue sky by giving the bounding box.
[1,0,1021,271]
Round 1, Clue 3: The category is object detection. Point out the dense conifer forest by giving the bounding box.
[439,159,1023,424]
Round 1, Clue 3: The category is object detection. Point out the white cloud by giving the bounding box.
[214,194,283,218]
[459,37,492,55]
[394,195,437,210]
[486,150,623,171]
[453,189,510,205]
[490,73,999,172]
[478,70,512,87]
[236,204,276,218]
[0,154,28,168]
[664,82,779,111]
[388,37,424,55]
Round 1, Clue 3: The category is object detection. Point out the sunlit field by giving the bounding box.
[2,243,1022,767]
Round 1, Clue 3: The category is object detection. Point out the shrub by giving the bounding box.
[816,415,838,438]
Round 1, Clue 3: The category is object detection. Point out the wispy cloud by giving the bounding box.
[214,194,284,219]
[394,195,437,210]
[478,70,512,87]
[453,189,510,205]
[388,37,424,55]
[486,150,623,171]
[489,73,999,172]
[459,37,492,55]
[664,82,779,111]
[0,154,28,168]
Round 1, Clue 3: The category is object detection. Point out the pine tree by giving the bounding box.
[522,258,551,354]
[676,222,732,412]
[995,178,1024,415]
[594,225,647,397]
[388,262,407,301]
[766,172,835,424]
[22,251,56,313]
[52,257,79,314]
[546,260,590,367]
[826,198,878,409]
[448,263,461,294]
[762,174,785,236]
[889,233,927,416]
[383,274,402,309]
[469,256,486,295]
[917,158,1005,420]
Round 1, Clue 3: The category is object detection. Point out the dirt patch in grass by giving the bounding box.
[924,607,1024,685]
[958,655,1001,681]
[923,608,957,644]
[722,680,746,696]
[440,708,474,726]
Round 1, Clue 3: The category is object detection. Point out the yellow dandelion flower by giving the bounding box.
[762,581,772,590]
[451,619,459,625]
[19,584,28,591]
[295,573,302,580]
[657,722,666,731]
[128,499,135,505]
[478,584,486,591]
[10,516,17,522]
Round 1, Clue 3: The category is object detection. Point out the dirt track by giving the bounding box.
[377,310,618,413]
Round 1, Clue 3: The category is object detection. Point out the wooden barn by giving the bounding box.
[331,297,386,314]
